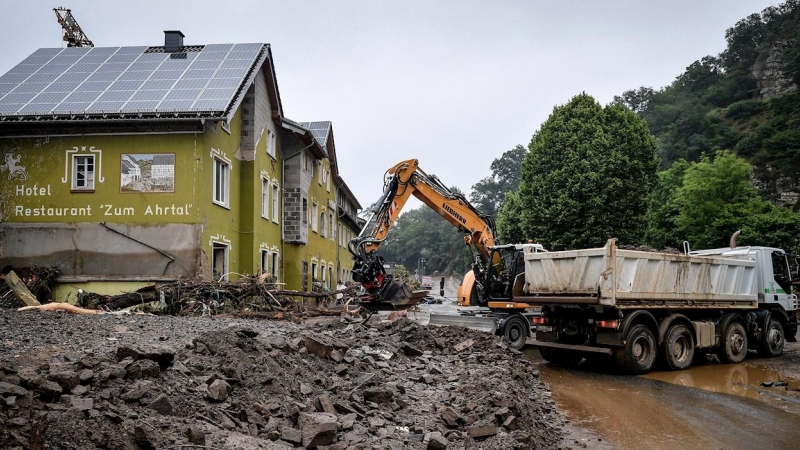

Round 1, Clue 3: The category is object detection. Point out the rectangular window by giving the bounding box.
[213,157,230,207]
[312,202,319,233]
[329,212,334,240]
[271,183,279,222]
[302,198,308,225]
[72,155,95,191]
[318,162,323,184]
[260,250,269,274]
[271,252,279,279]
[212,242,229,281]
[311,262,318,282]
[326,169,330,192]
[266,129,276,158]
[261,177,269,219]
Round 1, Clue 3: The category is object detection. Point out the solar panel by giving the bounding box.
[18,103,55,113]
[0,43,265,118]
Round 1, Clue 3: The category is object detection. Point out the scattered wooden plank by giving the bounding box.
[4,270,40,307]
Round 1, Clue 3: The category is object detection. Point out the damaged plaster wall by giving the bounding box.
[0,222,202,279]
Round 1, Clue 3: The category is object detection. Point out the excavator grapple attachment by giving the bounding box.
[358,279,428,312]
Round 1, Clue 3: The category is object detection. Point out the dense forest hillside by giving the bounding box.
[615,0,800,206]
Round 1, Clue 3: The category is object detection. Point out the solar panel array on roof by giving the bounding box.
[300,121,331,145]
[0,43,264,118]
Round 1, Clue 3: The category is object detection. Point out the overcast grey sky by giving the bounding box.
[0,1,779,209]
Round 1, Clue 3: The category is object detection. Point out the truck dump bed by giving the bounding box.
[520,239,757,308]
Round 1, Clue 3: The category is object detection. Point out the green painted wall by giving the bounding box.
[0,133,200,225]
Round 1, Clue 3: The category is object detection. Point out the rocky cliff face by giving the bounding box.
[753,40,798,99]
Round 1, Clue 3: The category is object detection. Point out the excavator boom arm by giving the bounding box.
[349,159,498,310]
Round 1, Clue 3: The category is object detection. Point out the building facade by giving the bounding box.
[0,33,361,300]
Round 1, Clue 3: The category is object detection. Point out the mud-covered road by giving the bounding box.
[526,344,800,450]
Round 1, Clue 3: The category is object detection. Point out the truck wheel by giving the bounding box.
[616,324,656,374]
[662,324,695,371]
[539,347,582,367]
[757,319,785,358]
[717,321,748,363]
[503,315,530,350]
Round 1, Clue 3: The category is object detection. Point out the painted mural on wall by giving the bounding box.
[1,153,28,181]
[121,154,175,193]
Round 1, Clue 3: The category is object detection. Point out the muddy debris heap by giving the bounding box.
[0,311,564,449]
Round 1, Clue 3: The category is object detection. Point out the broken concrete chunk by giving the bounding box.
[205,379,231,402]
[303,333,334,358]
[121,380,153,402]
[281,426,302,445]
[116,344,175,369]
[299,412,337,448]
[424,431,449,450]
[70,396,93,411]
[441,406,461,427]
[454,339,475,352]
[316,394,337,414]
[467,422,498,438]
[363,387,393,404]
[47,370,80,393]
[0,381,27,397]
[126,359,161,380]
[401,342,424,357]
[267,335,288,350]
[502,415,518,430]
[148,394,174,415]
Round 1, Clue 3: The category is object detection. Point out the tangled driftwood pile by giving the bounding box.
[1,267,362,318]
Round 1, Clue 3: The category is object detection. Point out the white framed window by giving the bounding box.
[320,213,326,238]
[318,161,323,184]
[271,183,279,222]
[266,129,276,158]
[270,252,279,279]
[72,154,95,191]
[260,249,269,274]
[261,177,269,219]
[212,242,229,281]
[329,212,334,240]
[311,262,318,282]
[326,170,330,192]
[312,202,319,233]
[213,157,230,208]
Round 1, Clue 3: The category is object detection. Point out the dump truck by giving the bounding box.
[523,238,798,373]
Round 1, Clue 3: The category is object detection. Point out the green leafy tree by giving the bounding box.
[517,93,658,250]
[470,145,527,218]
[644,159,691,249]
[647,151,800,251]
[673,151,760,248]
[497,191,526,244]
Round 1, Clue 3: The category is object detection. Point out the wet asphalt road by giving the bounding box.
[527,348,800,450]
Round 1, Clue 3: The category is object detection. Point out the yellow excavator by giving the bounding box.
[348,159,546,318]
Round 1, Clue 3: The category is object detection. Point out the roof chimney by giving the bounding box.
[164,30,185,53]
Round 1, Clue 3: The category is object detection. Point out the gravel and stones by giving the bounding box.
[0,308,565,449]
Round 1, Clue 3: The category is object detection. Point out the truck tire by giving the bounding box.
[615,324,657,374]
[757,319,785,358]
[717,321,748,363]
[662,324,695,371]
[539,347,582,367]
[503,314,529,350]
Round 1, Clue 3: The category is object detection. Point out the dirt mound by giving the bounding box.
[0,310,564,449]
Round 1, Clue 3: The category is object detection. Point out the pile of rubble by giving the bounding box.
[0,310,564,449]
